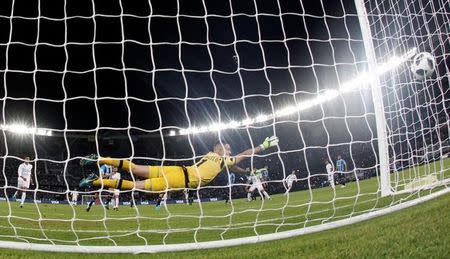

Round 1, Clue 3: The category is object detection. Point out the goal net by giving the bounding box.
[362,0,450,193]
[0,0,448,253]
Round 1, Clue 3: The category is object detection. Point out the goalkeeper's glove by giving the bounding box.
[259,136,279,150]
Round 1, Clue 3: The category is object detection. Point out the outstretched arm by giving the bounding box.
[234,146,263,165]
[234,136,279,164]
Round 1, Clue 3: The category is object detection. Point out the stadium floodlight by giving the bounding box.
[36,129,47,136]
[208,123,225,132]
[339,71,372,93]
[1,123,52,136]
[296,99,315,111]
[339,49,416,94]
[228,120,240,129]
[314,89,340,105]
[176,49,415,136]
[275,105,297,117]
[255,114,271,123]
[191,127,201,134]
[377,48,417,74]
[241,118,255,126]
[199,126,208,133]
[7,124,33,134]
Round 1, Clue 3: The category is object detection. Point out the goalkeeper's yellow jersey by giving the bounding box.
[187,152,236,187]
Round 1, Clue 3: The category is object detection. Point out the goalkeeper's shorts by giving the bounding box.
[147,166,189,191]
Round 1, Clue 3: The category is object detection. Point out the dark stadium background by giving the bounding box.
[0,0,447,200]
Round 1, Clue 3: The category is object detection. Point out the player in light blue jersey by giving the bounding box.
[335,155,347,188]
[100,164,114,178]
[258,166,270,190]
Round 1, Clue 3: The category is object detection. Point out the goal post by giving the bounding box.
[355,0,450,195]
[354,0,395,197]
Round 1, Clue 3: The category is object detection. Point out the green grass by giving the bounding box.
[0,158,449,258]
[390,157,450,191]
[0,187,449,258]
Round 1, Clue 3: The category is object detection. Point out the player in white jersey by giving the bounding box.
[14,157,33,208]
[284,170,298,195]
[110,167,121,211]
[155,192,168,210]
[325,160,335,189]
[247,169,270,201]
[183,188,189,204]
[71,189,79,205]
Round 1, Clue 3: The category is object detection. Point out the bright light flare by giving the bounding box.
[175,48,416,136]
[241,118,254,126]
[1,123,52,136]
[255,114,270,123]
[275,106,297,117]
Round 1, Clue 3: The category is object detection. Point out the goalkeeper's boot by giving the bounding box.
[79,173,98,188]
[80,154,98,167]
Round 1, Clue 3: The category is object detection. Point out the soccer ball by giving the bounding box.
[410,52,435,80]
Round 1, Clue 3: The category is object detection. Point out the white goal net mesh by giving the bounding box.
[0,0,448,253]
[365,0,450,192]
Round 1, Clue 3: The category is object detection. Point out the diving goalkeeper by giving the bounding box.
[79,136,279,192]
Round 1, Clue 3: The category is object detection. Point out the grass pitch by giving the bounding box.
[0,158,449,258]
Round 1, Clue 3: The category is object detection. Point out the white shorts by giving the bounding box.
[328,174,334,182]
[18,178,30,189]
[113,189,120,196]
[248,184,264,192]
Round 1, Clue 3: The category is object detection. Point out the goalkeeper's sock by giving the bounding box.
[92,179,134,190]
[99,158,134,171]
[247,192,251,201]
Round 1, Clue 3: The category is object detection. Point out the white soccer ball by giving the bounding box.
[411,52,435,80]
